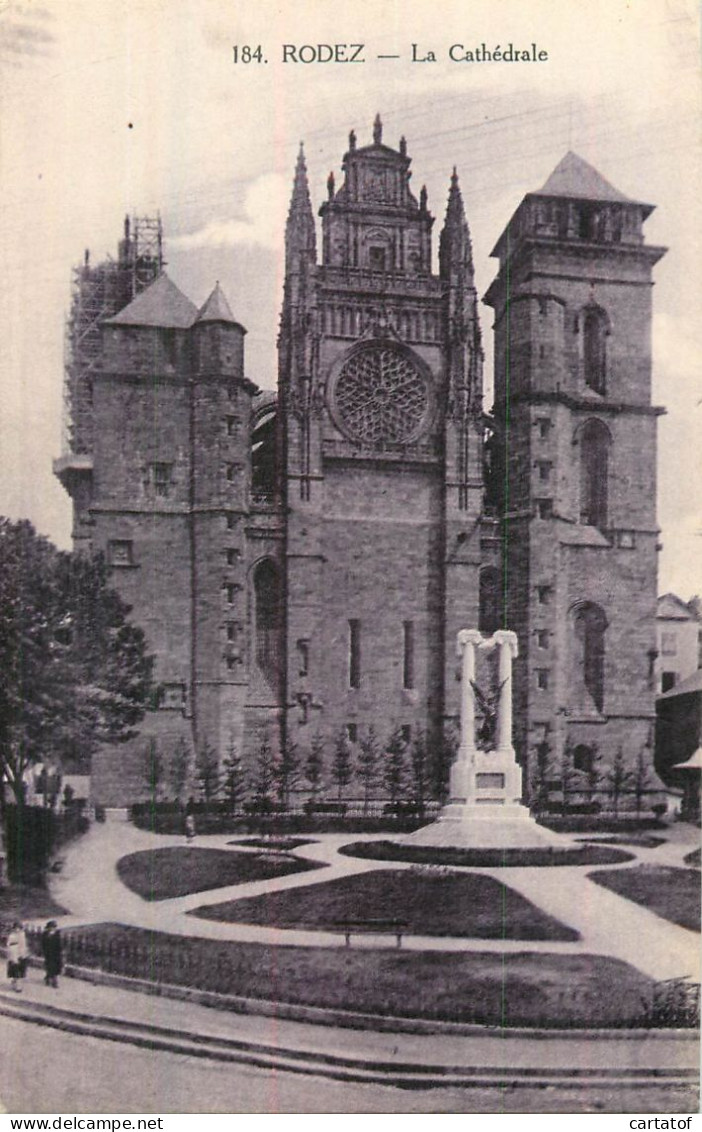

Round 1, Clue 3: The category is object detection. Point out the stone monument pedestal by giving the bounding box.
[404,629,569,851]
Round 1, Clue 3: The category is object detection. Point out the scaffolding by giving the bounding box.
[63,214,164,454]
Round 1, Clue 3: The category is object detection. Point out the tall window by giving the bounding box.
[254,559,281,691]
[573,602,607,713]
[479,567,501,634]
[578,419,610,529]
[583,307,608,394]
[349,620,361,689]
[402,621,415,690]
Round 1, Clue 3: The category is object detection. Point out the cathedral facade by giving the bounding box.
[54,118,665,809]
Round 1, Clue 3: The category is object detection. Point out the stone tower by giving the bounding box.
[278,117,484,756]
[55,270,259,801]
[484,152,666,794]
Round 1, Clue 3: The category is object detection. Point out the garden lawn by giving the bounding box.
[116,847,324,901]
[589,866,701,932]
[229,838,317,851]
[62,922,653,1029]
[191,868,579,940]
[339,840,634,868]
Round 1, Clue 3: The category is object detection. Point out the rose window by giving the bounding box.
[333,347,430,444]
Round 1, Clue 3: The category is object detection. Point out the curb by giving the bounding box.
[55,961,700,1042]
[0,991,697,1091]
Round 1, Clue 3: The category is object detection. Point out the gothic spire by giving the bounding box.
[373,113,382,145]
[439,167,474,280]
[285,142,317,265]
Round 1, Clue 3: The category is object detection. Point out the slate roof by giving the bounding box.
[196,282,238,324]
[105,273,199,329]
[537,151,633,203]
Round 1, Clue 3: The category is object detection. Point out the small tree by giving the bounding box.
[632,740,653,820]
[304,732,325,800]
[274,737,301,809]
[357,726,381,816]
[221,734,247,814]
[169,736,191,801]
[606,746,633,819]
[559,742,578,816]
[329,730,353,802]
[409,728,430,817]
[529,738,552,816]
[430,724,457,803]
[143,737,163,805]
[195,738,221,806]
[582,743,603,811]
[251,731,276,805]
[384,726,408,808]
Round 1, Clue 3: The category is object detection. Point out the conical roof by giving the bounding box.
[196,282,237,324]
[105,273,198,329]
[537,151,632,204]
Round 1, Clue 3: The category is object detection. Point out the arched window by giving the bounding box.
[253,559,281,691]
[572,602,607,713]
[578,419,611,529]
[582,307,608,394]
[479,567,502,635]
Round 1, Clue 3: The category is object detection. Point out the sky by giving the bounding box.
[0,0,700,599]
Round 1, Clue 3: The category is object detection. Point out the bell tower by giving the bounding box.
[484,152,666,793]
[279,118,484,757]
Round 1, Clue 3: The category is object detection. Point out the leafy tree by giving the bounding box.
[383,726,408,807]
[221,733,247,813]
[409,728,430,816]
[169,736,192,801]
[274,737,301,808]
[143,737,163,805]
[329,730,353,802]
[251,731,276,804]
[195,737,221,805]
[606,746,633,818]
[0,518,155,812]
[304,732,325,799]
[357,726,381,815]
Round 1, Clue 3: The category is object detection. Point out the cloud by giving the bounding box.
[170,173,290,252]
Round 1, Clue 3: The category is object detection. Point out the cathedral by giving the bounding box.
[54,116,666,809]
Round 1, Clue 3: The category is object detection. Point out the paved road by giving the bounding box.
[0,1015,697,1115]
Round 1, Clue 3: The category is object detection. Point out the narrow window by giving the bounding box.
[402,621,415,690]
[368,246,386,271]
[150,463,171,497]
[161,329,177,367]
[579,419,610,529]
[297,638,310,677]
[536,499,553,519]
[537,585,551,605]
[349,619,361,689]
[254,559,281,691]
[479,567,502,634]
[346,723,358,745]
[573,602,607,713]
[583,308,607,394]
[537,418,552,440]
[225,584,238,604]
[226,416,239,436]
[226,513,237,530]
[226,548,239,566]
[661,671,676,693]
[537,630,549,649]
[661,632,677,656]
[573,744,593,773]
[538,461,552,482]
[536,669,549,690]
[226,463,237,482]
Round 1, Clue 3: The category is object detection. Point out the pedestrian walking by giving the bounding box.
[184,813,196,841]
[6,921,28,992]
[41,920,62,988]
